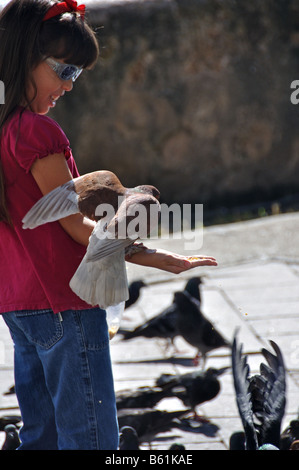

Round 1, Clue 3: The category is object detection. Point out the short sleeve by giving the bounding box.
[14,110,71,173]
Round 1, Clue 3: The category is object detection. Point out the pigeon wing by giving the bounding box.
[231,335,259,450]
[22,179,79,229]
[84,220,133,263]
[257,341,286,447]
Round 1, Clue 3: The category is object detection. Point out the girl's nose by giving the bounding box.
[62,79,73,92]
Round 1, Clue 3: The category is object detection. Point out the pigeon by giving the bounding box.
[290,440,299,450]
[229,431,246,450]
[22,170,160,309]
[181,276,203,302]
[1,424,20,450]
[168,443,185,450]
[119,426,140,450]
[117,408,189,444]
[0,415,22,432]
[174,290,231,367]
[231,334,286,450]
[116,385,172,410]
[258,443,279,450]
[125,280,146,309]
[155,367,229,420]
[280,412,299,450]
[3,385,15,396]
[119,277,203,349]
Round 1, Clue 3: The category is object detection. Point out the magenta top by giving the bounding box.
[0,106,92,314]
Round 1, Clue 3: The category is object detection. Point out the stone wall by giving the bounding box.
[51,0,299,208]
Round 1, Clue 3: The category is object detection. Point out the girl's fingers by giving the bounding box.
[183,255,218,269]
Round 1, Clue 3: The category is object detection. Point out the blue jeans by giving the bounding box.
[2,308,119,450]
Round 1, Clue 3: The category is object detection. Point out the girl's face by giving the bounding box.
[26,59,73,115]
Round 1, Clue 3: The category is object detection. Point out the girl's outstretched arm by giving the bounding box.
[126,248,217,274]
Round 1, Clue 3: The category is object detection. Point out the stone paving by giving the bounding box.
[0,212,299,450]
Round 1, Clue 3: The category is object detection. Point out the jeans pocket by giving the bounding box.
[14,309,63,349]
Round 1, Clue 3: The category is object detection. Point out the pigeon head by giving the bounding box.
[130,280,146,290]
[184,276,202,300]
[174,290,200,311]
[205,367,230,378]
[133,185,160,200]
[289,420,299,434]
[169,443,185,450]
[185,277,202,288]
[119,426,139,450]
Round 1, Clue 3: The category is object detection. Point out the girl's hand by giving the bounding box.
[126,247,217,274]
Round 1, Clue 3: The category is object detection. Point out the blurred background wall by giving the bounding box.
[47,0,299,220]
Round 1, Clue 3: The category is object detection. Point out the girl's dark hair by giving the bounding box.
[0,0,99,224]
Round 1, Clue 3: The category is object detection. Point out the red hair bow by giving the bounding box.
[43,0,85,21]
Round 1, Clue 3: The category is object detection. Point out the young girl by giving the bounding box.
[0,0,217,450]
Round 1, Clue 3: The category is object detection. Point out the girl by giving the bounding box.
[0,0,217,450]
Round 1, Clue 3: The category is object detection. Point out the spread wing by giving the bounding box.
[22,179,79,229]
[255,341,286,447]
[231,335,259,450]
[232,335,286,450]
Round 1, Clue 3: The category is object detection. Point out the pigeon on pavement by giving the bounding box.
[229,431,246,450]
[119,277,203,350]
[280,411,299,450]
[168,443,186,450]
[117,408,189,444]
[290,440,299,450]
[1,424,20,450]
[3,384,15,396]
[116,385,171,410]
[231,334,286,450]
[22,170,160,309]
[119,426,140,450]
[0,415,22,432]
[125,280,146,309]
[156,366,229,420]
[174,290,231,367]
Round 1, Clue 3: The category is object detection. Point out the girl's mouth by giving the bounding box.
[50,93,63,106]
[50,95,58,107]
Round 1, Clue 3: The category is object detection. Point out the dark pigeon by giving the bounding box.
[125,280,146,309]
[231,334,286,450]
[0,415,22,432]
[1,424,20,450]
[280,411,299,450]
[3,384,15,396]
[156,366,229,420]
[116,385,171,410]
[117,408,189,444]
[174,290,231,367]
[119,426,140,450]
[119,277,203,350]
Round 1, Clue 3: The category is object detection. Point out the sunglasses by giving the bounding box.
[45,57,83,82]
